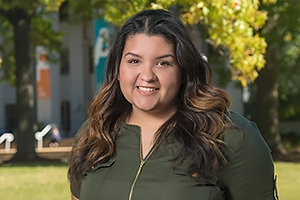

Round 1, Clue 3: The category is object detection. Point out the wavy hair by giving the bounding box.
[68,9,232,189]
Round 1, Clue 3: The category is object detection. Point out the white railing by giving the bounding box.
[35,124,53,150]
[0,133,15,152]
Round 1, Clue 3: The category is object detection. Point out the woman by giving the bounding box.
[68,9,277,200]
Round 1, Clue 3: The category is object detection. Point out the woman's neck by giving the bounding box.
[126,107,176,128]
[125,108,176,159]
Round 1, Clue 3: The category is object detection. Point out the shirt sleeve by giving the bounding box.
[218,112,277,200]
[70,184,81,199]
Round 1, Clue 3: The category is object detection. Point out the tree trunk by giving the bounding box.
[5,8,39,161]
[255,43,286,156]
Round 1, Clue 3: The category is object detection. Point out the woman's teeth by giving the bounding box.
[138,86,157,92]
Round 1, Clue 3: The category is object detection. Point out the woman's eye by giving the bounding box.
[128,59,140,64]
[157,61,170,66]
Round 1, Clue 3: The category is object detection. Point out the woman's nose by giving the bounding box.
[139,64,156,82]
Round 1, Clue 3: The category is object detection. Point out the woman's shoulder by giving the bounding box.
[227,111,251,130]
[223,111,270,154]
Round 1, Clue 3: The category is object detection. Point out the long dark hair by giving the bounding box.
[69,9,232,189]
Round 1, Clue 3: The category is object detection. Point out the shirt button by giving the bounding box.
[191,173,197,178]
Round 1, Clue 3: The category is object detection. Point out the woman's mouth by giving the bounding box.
[137,86,158,92]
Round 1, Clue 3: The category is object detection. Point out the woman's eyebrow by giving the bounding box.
[123,52,176,60]
[156,54,176,60]
[123,52,141,58]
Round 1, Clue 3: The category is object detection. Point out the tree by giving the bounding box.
[0,0,64,161]
[254,0,300,156]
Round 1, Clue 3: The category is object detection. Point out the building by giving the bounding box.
[0,11,98,138]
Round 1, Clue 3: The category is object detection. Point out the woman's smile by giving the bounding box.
[137,86,159,92]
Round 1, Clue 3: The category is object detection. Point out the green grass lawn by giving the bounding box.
[0,162,70,200]
[275,162,300,200]
[0,161,299,199]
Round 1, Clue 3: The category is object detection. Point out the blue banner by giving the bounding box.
[94,18,109,92]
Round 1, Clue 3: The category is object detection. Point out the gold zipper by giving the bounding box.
[128,136,158,200]
[128,159,145,200]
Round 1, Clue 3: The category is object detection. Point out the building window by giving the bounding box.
[60,49,69,75]
[61,100,70,135]
[5,104,16,132]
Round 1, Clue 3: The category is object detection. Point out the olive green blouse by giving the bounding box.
[71,112,276,200]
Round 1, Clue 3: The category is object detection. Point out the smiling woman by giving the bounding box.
[68,9,277,200]
[119,34,182,123]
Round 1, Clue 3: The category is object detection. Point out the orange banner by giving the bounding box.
[36,46,51,99]
[37,68,51,99]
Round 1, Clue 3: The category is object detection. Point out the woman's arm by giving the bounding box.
[219,113,277,200]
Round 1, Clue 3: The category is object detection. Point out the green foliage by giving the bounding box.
[0,16,15,85]
[278,75,300,120]
[0,0,65,11]
[68,0,276,87]
[181,1,268,86]
[31,14,63,53]
[260,0,300,121]
[41,0,66,11]
[104,0,151,24]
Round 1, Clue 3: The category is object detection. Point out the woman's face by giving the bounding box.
[119,34,182,117]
